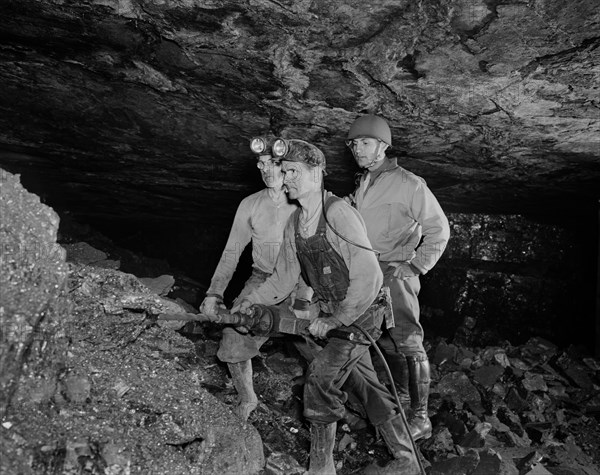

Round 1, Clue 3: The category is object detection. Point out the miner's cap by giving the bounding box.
[272,138,327,174]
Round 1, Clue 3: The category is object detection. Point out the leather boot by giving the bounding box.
[363,413,421,475]
[384,352,411,411]
[407,355,432,440]
[228,361,258,421]
[307,422,337,475]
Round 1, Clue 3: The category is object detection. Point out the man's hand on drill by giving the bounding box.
[200,295,225,318]
[231,299,253,315]
[308,317,342,339]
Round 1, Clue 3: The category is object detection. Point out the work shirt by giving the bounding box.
[207,188,297,297]
[245,191,383,327]
[353,158,450,274]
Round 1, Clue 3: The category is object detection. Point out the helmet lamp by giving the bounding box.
[250,137,269,155]
[272,138,289,158]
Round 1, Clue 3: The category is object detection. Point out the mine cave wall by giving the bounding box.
[420,214,595,350]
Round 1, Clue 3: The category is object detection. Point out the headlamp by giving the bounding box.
[250,137,270,155]
[272,138,290,158]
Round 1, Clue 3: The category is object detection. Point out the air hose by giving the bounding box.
[352,325,427,475]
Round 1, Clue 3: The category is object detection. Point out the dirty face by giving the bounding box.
[347,137,387,169]
[282,161,317,200]
[257,155,284,189]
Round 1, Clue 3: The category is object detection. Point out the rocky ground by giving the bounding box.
[2,247,600,474]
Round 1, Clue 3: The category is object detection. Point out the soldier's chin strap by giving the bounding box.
[352,324,427,475]
[364,142,386,169]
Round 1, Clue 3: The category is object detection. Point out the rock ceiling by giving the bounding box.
[0,0,599,225]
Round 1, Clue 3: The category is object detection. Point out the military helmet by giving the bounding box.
[346,114,392,147]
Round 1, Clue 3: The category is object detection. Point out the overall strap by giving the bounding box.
[316,196,344,234]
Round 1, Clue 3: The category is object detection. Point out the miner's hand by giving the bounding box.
[200,295,225,318]
[231,299,253,316]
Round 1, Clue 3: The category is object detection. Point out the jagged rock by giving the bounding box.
[473,365,506,388]
[264,452,304,475]
[435,371,482,411]
[429,448,480,475]
[139,274,175,296]
[432,341,460,367]
[459,422,492,448]
[60,373,92,404]
[506,387,530,413]
[555,352,595,390]
[63,241,108,264]
[524,422,553,444]
[0,169,69,420]
[516,451,544,474]
[497,407,527,437]
[420,427,455,462]
[522,372,549,393]
[474,449,519,475]
[486,415,512,435]
[521,463,553,474]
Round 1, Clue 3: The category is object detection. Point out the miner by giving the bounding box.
[234,139,420,474]
[199,137,303,421]
[345,114,450,441]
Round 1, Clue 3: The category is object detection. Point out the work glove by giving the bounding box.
[308,317,342,340]
[200,295,225,318]
[389,261,420,280]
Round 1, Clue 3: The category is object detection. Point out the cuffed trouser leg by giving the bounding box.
[217,327,269,363]
[307,422,337,475]
[227,360,258,421]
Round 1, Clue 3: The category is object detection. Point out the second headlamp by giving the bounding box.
[250,136,290,159]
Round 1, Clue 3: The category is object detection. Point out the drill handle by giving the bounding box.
[326,328,356,341]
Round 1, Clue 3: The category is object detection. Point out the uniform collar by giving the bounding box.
[367,157,398,180]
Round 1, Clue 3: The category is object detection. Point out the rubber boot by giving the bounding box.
[407,355,432,441]
[384,352,411,411]
[306,422,337,475]
[363,413,421,475]
[228,361,258,421]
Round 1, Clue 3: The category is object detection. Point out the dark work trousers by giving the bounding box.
[301,336,398,426]
[376,263,426,359]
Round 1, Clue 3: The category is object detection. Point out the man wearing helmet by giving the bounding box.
[235,139,421,475]
[346,114,450,441]
[200,138,303,421]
